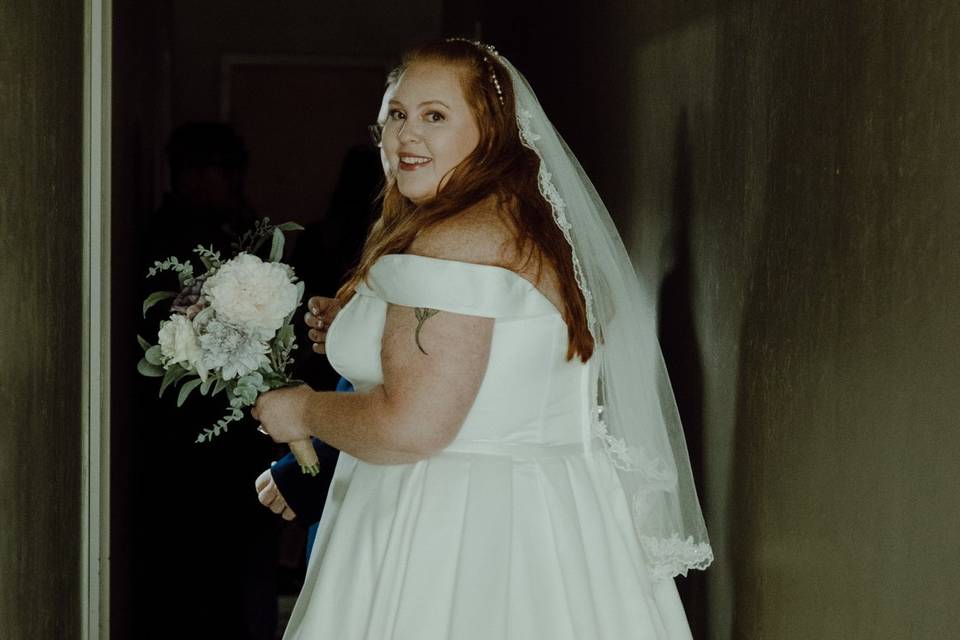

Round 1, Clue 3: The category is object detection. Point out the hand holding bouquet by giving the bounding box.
[137,218,321,475]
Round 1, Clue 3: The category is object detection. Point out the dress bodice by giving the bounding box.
[325,254,598,449]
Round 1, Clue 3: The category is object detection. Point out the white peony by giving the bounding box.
[197,319,270,380]
[202,253,298,336]
[157,314,205,377]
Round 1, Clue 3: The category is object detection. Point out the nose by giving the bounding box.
[397,117,421,143]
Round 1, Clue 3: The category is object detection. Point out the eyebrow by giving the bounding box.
[388,99,451,109]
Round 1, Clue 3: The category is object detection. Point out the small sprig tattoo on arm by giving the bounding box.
[414,308,440,355]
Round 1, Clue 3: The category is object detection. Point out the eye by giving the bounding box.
[425,111,446,123]
[387,109,405,121]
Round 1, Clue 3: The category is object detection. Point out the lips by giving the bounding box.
[398,153,432,171]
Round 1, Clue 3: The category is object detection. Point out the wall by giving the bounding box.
[0,1,85,638]
[170,0,443,124]
[460,1,960,637]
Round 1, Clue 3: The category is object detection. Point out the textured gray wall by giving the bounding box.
[0,1,84,638]
[629,3,960,637]
[466,1,960,637]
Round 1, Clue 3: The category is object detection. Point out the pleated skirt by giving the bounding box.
[283,445,692,640]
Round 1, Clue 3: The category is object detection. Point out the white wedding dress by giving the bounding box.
[282,253,693,639]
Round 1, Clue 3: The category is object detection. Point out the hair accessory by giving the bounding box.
[446,37,506,107]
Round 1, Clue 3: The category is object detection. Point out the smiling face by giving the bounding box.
[381,61,481,204]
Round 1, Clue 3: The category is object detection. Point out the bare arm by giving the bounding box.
[254,206,516,463]
[298,305,493,464]
[254,201,512,464]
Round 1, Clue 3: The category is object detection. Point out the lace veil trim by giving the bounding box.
[504,53,712,580]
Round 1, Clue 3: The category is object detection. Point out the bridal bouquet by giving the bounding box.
[137,218,320,475]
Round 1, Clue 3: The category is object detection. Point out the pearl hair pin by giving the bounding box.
[446,37,506,106]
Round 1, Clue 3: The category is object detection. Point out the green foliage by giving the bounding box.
[137,358,164,377]
[142,291,177,318]
[194,405,246,443]
[158,363,190,398]
[232,217,304,257]
[177,378,203,407]
[136,335,152,352]
[193,245,222,272]
[146,255,195,288]
[144,345,164,366]
[268,227,285,262]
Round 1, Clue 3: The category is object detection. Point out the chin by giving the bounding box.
[398,183,436,205]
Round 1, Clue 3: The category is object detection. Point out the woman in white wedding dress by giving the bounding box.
[253,39,712,639]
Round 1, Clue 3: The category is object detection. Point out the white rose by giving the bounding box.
[157,314,206,380]
[202,253,298,335]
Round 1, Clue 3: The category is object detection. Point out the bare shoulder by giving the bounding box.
[407,196,517,267]
[407,196,566,312]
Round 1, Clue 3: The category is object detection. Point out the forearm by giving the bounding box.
[301,386,444,465]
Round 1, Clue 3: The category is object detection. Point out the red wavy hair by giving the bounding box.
[337,39,593,362]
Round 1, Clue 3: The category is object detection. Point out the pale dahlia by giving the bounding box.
[197,319,270,380]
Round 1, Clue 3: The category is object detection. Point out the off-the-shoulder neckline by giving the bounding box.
[373,253,564,318]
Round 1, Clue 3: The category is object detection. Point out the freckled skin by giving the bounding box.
[382,61,481,204]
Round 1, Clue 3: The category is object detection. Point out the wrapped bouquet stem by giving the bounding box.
[137,218,321,475]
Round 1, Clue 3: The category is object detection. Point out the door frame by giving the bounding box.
[82,0,111,638]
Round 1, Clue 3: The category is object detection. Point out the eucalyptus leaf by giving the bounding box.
[136,334,152,352]
[239,371,265,389]
[275,222,304,231]
[177,378,203,407]
[159,365,190,398]
[268,227,285,262]
[236,385,258,405]
[213,378,227,397]
[199,376,214,396]
[276,324,294,348]
[142,291,177,318]
[137,358,164,377]
[145,345,164,366]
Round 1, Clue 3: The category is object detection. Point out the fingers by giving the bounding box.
[303,297,339,358]
[255,469,297,520]
[251,392,267,421]
[257,480,278,507]
[306,326,327,354]
[307,296,335,314]
[254,468,272,493]
[257,480,288,514]
[305,296,341,326]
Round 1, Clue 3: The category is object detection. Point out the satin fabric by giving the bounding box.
[282,254,692,639]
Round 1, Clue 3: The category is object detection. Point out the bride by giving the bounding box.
[253,38,712,639]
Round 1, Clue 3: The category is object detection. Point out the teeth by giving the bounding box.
[402,156,431,164]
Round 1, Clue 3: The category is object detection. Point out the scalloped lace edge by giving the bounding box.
[514,94,713,584]
[640,534,714,580]
[516,107,598,336]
